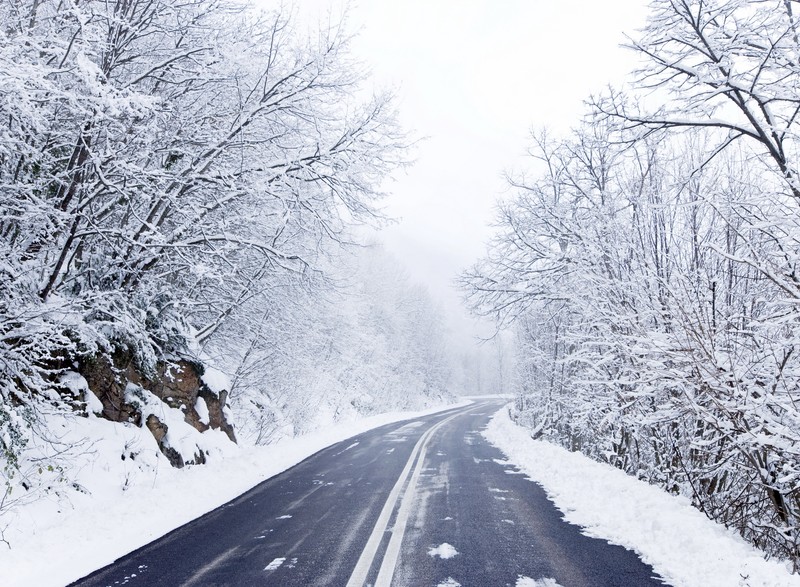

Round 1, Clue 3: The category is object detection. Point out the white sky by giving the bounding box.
[298,0,650,344]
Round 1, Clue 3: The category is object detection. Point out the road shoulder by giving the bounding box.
[484,406,800,587]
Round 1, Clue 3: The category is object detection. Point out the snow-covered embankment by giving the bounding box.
[484,407,800,587]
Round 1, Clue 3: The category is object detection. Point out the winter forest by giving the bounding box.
[3,0,800,575]
[0,0,469,534]
[463,0,800,566]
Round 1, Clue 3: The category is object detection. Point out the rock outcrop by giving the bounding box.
[77,348,235,467]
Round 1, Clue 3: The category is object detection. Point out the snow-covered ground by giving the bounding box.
[8,401,795,587]
[484,407,800,587]
[1,401,470,587]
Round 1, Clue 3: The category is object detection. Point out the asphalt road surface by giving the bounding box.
[70,400,666,587]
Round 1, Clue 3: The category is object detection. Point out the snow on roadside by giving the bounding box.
[484,407,800,587]
[1,400,471,587]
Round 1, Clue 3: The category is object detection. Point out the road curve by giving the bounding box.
[70,400,665,587]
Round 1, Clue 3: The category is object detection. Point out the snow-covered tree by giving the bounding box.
[463,118,800,562]
[0,0,408,514]
[465,1,800,564]
[596,0,800,197]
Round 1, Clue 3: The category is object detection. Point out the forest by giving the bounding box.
[463,0,800,565]
[0,0,469,531]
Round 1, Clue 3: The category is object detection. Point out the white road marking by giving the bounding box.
[264,557,286,571]
[373,413,465,587]
[276,514,292,519]
[345,409,469,587]
[437,578,462,587]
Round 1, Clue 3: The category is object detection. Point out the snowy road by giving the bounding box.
[70,401,664,587]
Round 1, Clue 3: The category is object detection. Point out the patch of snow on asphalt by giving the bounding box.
[516,578,562,587]
[2,401,472,587]
[484,407,800,587]
[428,543,459,559]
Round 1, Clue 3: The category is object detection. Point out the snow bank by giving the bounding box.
[2,400,471,587]
[484,407,800,587]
